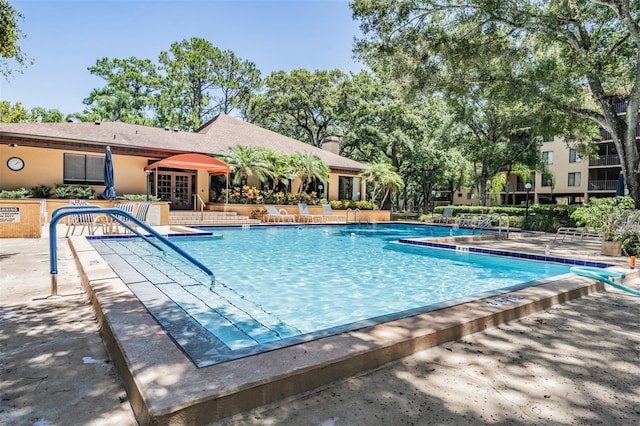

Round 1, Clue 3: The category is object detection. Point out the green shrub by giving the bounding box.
[54,184,95,199]
[571,196,635,240]
[0,188,30,199]
[120,194,160,201]
[431,203,582,232]
[30,184,52,198]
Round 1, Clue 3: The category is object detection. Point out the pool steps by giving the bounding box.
[91,237,301,362]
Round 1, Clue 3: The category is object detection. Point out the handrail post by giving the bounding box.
[49,207,215,298]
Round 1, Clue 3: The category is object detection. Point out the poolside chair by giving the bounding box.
[134,202,152,223]
[65,200,101,237]
[109,202,137,233]
[321,204,347,222]
[553,226,601,242]
[297,203,323,223]
[432,207,455,224]
[264,205,295,222]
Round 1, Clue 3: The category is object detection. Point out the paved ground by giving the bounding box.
[1,228,639,425]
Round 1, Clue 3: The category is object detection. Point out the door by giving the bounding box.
[156,171,194,210]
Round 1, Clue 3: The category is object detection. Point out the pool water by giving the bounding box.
[93,223,573,366]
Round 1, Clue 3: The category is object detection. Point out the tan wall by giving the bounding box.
[196,170,210,203]
[0,199,42,238]
[43,199,169,225]
[0,144,153,196]
[537,138,589,197]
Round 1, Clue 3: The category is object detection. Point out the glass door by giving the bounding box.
[156,171,194,210]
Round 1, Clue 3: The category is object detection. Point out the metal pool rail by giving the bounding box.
[570,266,640,296]
[49,206,215,297]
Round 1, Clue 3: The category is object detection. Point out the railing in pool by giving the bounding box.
[49,205,215,297]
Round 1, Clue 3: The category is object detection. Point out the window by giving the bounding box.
[569,149,581,163]
[542,135,554,142]
[63,153,105,184]
[338,176,361,201]
[541,175,553,187]
[542,151,553,165]
[568,172,581,187]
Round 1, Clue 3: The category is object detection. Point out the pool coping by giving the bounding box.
[68,234,632,424]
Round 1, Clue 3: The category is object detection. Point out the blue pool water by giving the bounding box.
[91,223,578,366]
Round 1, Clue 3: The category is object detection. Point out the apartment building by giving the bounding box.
[499,99,633,206]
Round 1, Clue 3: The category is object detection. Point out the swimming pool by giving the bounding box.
[90,223,579,367]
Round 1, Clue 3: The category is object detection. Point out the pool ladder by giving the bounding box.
[49,205,215,297]
[347,208,368,224]
[472,213,510,236]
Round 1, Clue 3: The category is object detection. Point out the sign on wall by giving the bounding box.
[0,206,20,223]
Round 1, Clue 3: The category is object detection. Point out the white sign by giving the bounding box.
[0,206,20,223]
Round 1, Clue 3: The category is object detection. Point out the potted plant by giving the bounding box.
[570,196,635,256]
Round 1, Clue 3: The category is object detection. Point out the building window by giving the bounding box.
[338,176,361,201]
[542,135,554,142]
[63,153,105,184]
[569,149,581,163]
[542,151,553,165]
[568,172,581,187]
[541,175,552,187]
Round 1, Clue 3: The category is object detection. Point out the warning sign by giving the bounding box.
[0,206,20,223]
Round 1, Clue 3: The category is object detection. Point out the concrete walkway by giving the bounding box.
[1,227,136,425]
[1,228,638,425]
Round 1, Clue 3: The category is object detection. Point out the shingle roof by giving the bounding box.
[0,114,365,171]
[199,114,364,171]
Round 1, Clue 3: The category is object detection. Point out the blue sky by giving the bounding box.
[0,0,363,116]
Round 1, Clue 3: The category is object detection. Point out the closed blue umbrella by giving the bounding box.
[616,171,625,196]
[103,146,116,200]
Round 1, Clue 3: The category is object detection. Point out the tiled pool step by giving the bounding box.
[89,238,300,362]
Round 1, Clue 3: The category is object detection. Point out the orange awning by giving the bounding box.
[144,153,231,175]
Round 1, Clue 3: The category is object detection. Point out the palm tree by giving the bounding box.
[263,150,295,191]
[290,153,330,194]
[359,162,404,209]
[218,145,271,187]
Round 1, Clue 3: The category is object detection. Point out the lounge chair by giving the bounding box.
[321,204,346,222]
[264,205,295,222]
[432,207,455,224]
[553,226,601,242]
[297,203,323,223]
[65,200,102,237]
[108,202,137,233]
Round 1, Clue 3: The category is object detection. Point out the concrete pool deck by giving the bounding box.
[1,226,639,425]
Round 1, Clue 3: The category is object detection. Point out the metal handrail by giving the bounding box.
[193,193,206,220]
[49,206,214,297]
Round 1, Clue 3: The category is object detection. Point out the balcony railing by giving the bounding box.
[598,124,640,141]
[588,180,618,191]
[589,154,621,166]
[613,100,628,114]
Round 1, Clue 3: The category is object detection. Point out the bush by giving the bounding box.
[622,233,640,257]
[430,203,581,232]
[571,196,635,240]
[526,204,580,232]
[54,184,95,199]
[250,206,267,219]
[0,188,30,199]
[120,194,160,201]
[30,184,52,198]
